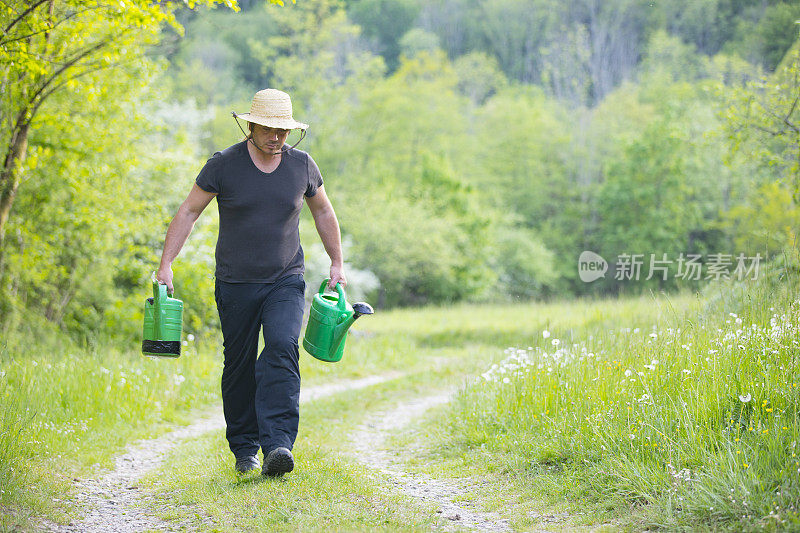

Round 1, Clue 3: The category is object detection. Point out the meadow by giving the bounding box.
[405,265,800,531]
[1,265,797,531]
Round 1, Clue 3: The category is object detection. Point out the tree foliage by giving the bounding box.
[0,0,249,256]
[724,39,800,197]
[3,0,800,345]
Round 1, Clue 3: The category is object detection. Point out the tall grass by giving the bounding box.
[434,264,800,530]
[0,378,48,529]
[0,324,224,527]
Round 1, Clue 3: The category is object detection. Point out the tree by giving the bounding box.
[348,0,420,72]
[724,37,800,198]
[0,0,260,260]
[721,181,800,256]
[328,52,495,305]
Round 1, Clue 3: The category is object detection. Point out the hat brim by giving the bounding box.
[234,112,308,130]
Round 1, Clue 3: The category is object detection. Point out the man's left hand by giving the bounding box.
[328,264,347,290]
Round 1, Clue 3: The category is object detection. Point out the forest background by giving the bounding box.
[1,0,800,347]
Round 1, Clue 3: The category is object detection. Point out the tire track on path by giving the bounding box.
[46,373,401,533]
[348,391,513,532]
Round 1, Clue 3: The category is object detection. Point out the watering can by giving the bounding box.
[303,278,373,363]
[142,274,183,358]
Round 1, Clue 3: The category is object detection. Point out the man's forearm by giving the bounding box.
[160,209,198,268]
[313,209,343,266]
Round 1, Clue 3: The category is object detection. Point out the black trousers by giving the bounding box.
[214,274,306,458]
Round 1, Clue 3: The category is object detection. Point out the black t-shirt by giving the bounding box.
[195,141,323,283]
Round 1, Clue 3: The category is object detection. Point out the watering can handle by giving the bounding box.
[318,278,347,312]
[151,272,170,301]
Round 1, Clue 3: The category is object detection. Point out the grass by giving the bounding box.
[4,268,795,531]
[0,286,502,530]
[401,267,800,531]
[0,335,224,530]
[140,369,473,532]
[141,291,701,531]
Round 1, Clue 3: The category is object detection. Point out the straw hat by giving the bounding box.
[233,89,309,130]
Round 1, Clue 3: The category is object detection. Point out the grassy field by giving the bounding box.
[0,327,223,529]
[2,266,796,531]
[400,270,800,531]
[137,289,704,531]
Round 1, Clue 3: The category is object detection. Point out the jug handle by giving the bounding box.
[319,278,347,313]
[152,272,170,301]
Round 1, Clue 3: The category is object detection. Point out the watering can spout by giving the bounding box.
[352,302,375,318]
[330,301,373,355]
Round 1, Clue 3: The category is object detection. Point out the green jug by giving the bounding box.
[142,276,183,358]
[303,278,373,363]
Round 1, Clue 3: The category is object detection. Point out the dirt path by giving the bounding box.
[348,391,513,532]
[46,373,400,533]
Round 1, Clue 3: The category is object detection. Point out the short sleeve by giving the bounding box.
[195,152,222,194]
[305,154,324,197]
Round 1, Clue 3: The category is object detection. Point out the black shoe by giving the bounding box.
[263,447,294,477]
[235,454,260,474]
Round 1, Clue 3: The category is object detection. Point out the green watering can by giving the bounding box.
[303,278,374,363]
[142,275,183,358]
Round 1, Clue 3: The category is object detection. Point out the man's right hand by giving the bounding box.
[156,265,174,295]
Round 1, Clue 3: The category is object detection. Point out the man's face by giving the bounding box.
[251,123,290,152]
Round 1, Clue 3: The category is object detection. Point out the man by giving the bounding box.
[156,88,346,477]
